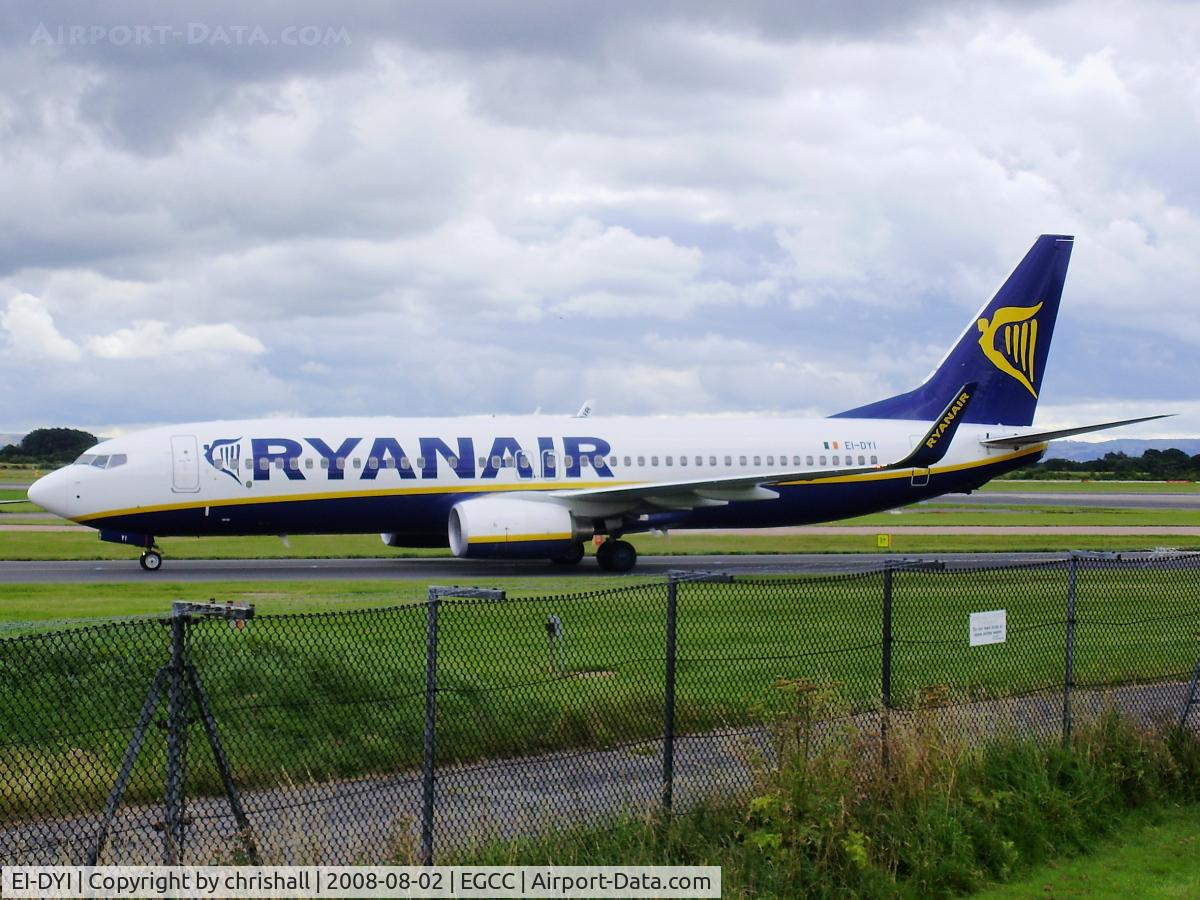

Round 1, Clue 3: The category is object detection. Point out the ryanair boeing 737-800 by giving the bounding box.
[24,235,1165,572]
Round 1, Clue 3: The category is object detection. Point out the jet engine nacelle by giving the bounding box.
[448,495,591,559]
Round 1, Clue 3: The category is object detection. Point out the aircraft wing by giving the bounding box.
[548,383,977,512]
[980,414,1172,449]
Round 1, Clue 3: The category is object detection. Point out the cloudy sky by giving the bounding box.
[1,1,1197,437]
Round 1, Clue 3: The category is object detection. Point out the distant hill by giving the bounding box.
[1045,438,1200,462]
[0,433,22,449]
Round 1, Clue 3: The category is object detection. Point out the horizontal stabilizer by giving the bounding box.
[981,414,1173,448]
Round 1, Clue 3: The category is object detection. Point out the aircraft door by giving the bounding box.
[171,435,201,493]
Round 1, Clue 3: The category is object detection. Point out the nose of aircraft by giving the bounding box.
[27,468,68,518]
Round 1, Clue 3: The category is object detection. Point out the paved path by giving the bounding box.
[0,552,1106,584]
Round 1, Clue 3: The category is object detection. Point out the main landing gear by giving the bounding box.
[551,542,586,566]
[139,548,163,571]
[595,539,637,573]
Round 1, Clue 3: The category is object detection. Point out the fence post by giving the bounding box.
[419,586,505,865]
[1179,659,1200,732]
[881,563,894,766]
[662,575,679,818]
[420,588,441,867]
[661,571,730,819]
[164,603,189,864]
[1062,554,1078,746]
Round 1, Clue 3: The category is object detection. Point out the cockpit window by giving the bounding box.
[73,452,127,469]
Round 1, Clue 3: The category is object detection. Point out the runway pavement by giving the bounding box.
[0,551,1147,584]
[934,491,1200,509]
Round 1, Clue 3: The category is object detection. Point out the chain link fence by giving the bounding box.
[2,552,1198,866]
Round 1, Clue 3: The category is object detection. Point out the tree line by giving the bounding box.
[0,428,98,464]
[1016,448,1200,481]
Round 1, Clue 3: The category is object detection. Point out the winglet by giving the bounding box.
[898,383,978,469]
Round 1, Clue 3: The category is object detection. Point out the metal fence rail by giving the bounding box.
[1,552,1198,865]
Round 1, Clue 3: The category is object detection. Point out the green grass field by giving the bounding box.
[2,563,1197,823]
[976,805,1200,899]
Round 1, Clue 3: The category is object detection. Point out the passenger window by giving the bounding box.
[610,456,619,467]
[870,455,879,465]
[858,455,866,465]
[260,459,269,471]
[448,456,458,469]
[274,458,284,470]
[753,456,761,466]
[352,458,361,469]
[400,457,411,470]
[792,455,801,466]
[415,457,426,469]
[819,455,827,465]
[367,457,379,470]
[545,453,557,468]
[563,455,574,468]
[806,455,814,466]
[766,455,774,466]
[594,455,604,468]
[335,457,345,471]
[666,456,673,466]
[637,456,645,466]
[739,456,747,466]
[709,456,716,466]
[304,458,313,470]
[288,458,300,471]
[478,457,487,468]
[832,455,840,465]
[680,456,688,466]
[651,456,659,466]
[320,458,329,470]
[245,459,253,470]
[623,456,632,467]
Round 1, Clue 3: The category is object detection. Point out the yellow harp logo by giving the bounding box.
[976,302,1042,398]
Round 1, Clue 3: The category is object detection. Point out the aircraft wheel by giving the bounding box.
[597,539,637,573]
[550,542,586,565]
[139,550,163,571]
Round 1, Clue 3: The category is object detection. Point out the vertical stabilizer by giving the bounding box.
[832,235,1073,426]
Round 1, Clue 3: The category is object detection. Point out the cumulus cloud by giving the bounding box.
[86,320,265,359]
[0,1,1197,437]
[0,293,81,361]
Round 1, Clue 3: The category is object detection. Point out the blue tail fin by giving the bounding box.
[832,234,1074,426]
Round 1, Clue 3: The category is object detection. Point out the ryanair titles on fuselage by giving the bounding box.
[206,435,616,486]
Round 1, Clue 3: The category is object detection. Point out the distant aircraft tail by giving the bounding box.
[832,234,1074,427]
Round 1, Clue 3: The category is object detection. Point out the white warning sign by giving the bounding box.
[969,609,1007,646]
